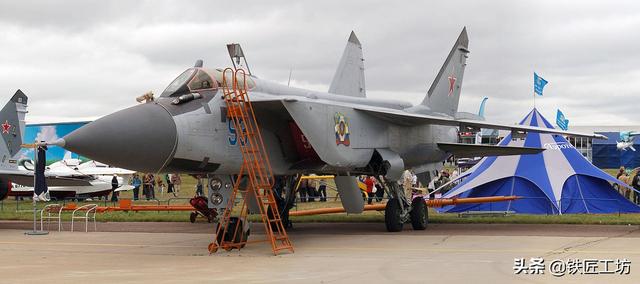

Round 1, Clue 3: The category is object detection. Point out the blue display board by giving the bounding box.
[592,132,640,169]
[17,122,89,165]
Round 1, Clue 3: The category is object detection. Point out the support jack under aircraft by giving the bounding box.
[52,27,605,233]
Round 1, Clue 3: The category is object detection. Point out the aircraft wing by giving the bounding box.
[246,92,605,139]
[353,106,607,139]
[437,143,544,158]
[1,172,93,186]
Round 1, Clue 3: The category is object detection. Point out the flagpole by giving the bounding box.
[25,141,48,235]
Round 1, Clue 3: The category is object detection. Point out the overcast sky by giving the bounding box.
[1,0,639,126]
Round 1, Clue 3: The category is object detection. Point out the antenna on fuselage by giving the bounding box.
[287,68,293,86]
[226,43,252,75]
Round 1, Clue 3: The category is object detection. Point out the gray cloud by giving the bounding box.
[0,0,639,126]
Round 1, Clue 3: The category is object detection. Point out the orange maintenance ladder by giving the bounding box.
[208,68,294,255]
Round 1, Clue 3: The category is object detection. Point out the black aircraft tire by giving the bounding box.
[410,197,428,230]
[385,198,403,232]
[189,212,197,223]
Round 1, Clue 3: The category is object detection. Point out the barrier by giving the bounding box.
[40,204,63,231]
[71,204,97,232]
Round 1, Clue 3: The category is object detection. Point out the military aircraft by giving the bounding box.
[55,28,605,231]
[9,158,134,200]
[0,90,134,201]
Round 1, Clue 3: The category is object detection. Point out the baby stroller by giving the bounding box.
[189,196,216,223]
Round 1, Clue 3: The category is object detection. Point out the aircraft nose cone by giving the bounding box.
[62,103,177,173]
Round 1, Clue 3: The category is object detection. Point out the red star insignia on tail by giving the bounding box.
[1,120,11,134]
[448,74,457,96]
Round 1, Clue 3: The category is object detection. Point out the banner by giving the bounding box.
[534,73,548,96]
[556,109,569,131]
[33,145,49,201]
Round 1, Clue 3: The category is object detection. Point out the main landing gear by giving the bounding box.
[383,183,428,232]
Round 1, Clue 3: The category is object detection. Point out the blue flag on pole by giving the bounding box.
[556,109,569,130]
[534,72,548,96]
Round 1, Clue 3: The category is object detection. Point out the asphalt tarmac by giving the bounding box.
[1,221,640,283]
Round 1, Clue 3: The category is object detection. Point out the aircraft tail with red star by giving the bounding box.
[0,90,28,172]
[421,27,469,117]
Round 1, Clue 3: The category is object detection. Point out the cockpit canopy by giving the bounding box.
[160,68,217,97]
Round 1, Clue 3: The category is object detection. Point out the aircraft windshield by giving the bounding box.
[188,70,215,91]
[161,69,196,97]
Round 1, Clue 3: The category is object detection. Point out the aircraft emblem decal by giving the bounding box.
[448,67,457,96]
[334,112,350,146]
[1,120,11,134]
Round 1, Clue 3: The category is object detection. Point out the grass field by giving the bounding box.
[4,196,640,225]
[4,171,640,225]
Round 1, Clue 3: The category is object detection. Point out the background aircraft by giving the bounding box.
[0,91,133,201]
[9,158,134,200]
[57,28,605,231]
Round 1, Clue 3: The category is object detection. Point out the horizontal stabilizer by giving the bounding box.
[437,142,544,158]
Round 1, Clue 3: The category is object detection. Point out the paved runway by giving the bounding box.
[1,221,639,283]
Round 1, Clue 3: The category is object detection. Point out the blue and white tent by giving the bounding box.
[441,109,640,214]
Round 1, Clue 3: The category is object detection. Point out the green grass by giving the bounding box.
[4,171,640,225]
[4,199,640,225]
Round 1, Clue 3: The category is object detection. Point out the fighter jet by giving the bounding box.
[55,28,605,231]
[9,158,134,200]
[0,90,133,201]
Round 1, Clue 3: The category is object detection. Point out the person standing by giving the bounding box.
[131,173,142,201]
[166,174,176,197]
[195,176,204,196]
[617,167,626,179]
[632,170,640,204]
[171,174,182,195]
[402,170,413,202]
[365,176,375,204]
[318,178,327,202]
[307,176,317,202]
[143,173,151,200]
[149,173,156,200]
[299,178,308,203]
[110,174,119,202]
[156,175,165,197]
[375,176,385,202]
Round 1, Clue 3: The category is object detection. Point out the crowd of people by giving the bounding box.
[111,173,183,201]
[298,175,328,202]
[615,167,640,204]
[110,168,465,204]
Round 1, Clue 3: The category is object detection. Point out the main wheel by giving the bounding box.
[385,198,403,232]
[189,212,197,223]
[410,197,428,230]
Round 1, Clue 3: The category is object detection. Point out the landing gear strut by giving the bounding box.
[382,182,411,232]
[382,179,427,232]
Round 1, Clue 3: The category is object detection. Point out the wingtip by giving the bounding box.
[348,31,361,45]
[458,27,469,48]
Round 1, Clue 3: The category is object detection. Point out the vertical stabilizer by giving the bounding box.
[328,31,366,97]
[478,97,488,118]
[421,27,470,116]
[0,90,28,172]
